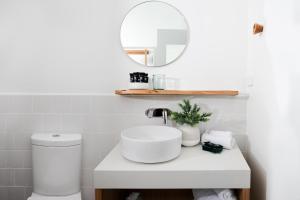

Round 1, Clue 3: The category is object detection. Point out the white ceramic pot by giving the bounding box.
[177,124,200,146]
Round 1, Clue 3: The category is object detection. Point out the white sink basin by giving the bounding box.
[121,125,182,163]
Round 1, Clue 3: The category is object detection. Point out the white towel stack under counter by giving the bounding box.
[201,130,236,149]
[214,189,237,200]
[192,189,237,200]
[193,189,219,200]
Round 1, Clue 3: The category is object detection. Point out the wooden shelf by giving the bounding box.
[115,90,239,96]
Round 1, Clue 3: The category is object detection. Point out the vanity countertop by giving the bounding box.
[94,143,250,189]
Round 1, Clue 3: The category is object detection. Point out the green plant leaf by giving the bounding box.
[171,99,212,126]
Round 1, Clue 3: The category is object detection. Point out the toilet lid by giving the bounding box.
[28,193,81,200]
[31,134,82,147]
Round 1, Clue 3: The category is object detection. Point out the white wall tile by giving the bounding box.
[70,96,92,114]
[90,96,158,114]
[0,187,8,200]
[14,169,32,187]
[6,114,44,132]
[0,151,8,168]
[6,151,24,168]
[118,114,164,129]
[5,133,14,151]
[61,114,86,132]
[0,150,32,169]
[111,96,160,114]
[11,132,32,150]
[0,169,13,186]
[33,96,71,114]
[0,115,6,130]
[82,134,105,168]
[0,96,13,113]
[0,133,9,150]
[82,133,119,169]
[90,96,116,114]
[43,114,62,132]
[22,151,32,169]
[83,115,119,133]
[10,96,33,114]
[8,187,25,200]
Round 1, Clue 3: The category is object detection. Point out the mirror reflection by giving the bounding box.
[120,1,189,67]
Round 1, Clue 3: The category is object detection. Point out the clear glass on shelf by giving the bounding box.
[152,74,166,90]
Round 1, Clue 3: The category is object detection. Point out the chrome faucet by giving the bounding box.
[145,108,171,125]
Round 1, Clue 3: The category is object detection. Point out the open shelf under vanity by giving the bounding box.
[96,189,250,200]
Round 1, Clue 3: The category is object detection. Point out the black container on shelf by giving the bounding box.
[130,72,149,83]
[202,142,223,153]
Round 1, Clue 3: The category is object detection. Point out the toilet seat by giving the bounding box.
[28,192,81,200]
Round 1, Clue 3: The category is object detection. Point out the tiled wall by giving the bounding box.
[0,94,248,200]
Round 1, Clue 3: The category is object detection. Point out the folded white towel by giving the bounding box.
[209,130,232,137]
[192,189,220,200]
[214,189,237,200]
[126,192,141,200]
[201,132,235,150]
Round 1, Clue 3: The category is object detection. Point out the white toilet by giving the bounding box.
[28,133,82,200]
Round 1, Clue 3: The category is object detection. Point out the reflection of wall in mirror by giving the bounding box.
[155,29,187,66]
[123,28,187,66]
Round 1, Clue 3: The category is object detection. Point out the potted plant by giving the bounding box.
[171,99,212,146]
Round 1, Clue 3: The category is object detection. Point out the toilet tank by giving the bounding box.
[31,134,82,196]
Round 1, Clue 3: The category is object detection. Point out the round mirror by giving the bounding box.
[120,1,189,67]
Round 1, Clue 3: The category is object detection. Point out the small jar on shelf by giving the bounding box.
[152,74,166,90]
[129,72,149,89]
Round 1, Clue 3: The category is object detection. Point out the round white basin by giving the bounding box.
[121,125,182,163]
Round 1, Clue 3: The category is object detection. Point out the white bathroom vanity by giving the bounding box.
[94,144,250,200]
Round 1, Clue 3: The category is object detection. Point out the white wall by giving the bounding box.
[114,0,249,91]
[0,0,117,93]
[0,0,248,93]
[247,0,300,199]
